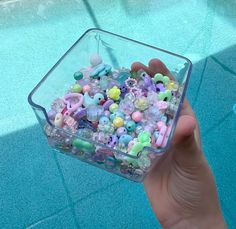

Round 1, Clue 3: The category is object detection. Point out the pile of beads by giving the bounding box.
[45,54,182,180]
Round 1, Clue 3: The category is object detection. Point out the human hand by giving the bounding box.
[131,60,226,229]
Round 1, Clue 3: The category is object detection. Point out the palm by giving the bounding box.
[131,60,223,228]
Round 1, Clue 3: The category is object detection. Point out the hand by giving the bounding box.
[131,60,226,229]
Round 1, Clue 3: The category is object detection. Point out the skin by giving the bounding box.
[131,59,227,229]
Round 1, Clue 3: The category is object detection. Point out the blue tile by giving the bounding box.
[0,125,69,228]
[74,180,160,229]
[26,208,77,229]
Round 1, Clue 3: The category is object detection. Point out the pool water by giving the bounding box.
[0,0,235,228]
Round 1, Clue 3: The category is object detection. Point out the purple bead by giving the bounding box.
[47,109,56,120]
[116,127,127,136]
[73,107,87,120]
[156,83,166,92]
[103,99,114,110]
[104,110,110,117]
[107,135,118,147]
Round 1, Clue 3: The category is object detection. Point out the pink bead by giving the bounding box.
[131,111,143,122]
[157,121,165,130]
[83,85,91,93]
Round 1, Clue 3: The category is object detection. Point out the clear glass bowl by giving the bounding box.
[28,28,192,182]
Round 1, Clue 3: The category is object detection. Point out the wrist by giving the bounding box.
[163,213,227,229]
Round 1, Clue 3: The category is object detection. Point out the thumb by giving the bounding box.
[171,115,203,166]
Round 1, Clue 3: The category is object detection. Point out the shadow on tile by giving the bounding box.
[0,125,69,228]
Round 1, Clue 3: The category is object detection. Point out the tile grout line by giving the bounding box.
[53,152,81,229]
[25,178,125,228]
[210,55,236,77]
[25,207,70,229]
[192,57,208,108]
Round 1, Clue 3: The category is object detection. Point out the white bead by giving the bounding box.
[54,113,63,127]
[90,54,102,67]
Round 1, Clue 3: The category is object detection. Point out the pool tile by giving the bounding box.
[56,153,121,202]
[0,125,69,228]
[73,180,160,229]
[26,208,77,229]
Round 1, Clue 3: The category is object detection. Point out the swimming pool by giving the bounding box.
[0,0,235,228]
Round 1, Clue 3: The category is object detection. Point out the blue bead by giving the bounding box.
[125,120,136,132]
[99,116,110,125]
[119,134,133,146]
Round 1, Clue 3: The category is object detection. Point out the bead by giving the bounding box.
[125,78,137,89]
[77,128,93,139]
[103,99,114,110]
[82,85,91,93]
[72,138,95,152]
[107,86,121,101]
[54,113,63,127]
[83,92,104,108]
[63,93,84,114]
[125,120,136,132]
[86,105,104,122]
[138,131,151,144]
[156,83,166,92]
[118,99,135,115]
[137,154,151,170]
[73,107,87,120]
[156,101,168,111]
[134,96,149,111]
[118,134,133,146]
[90,54,102,67]
[71,84,82,93]
[103,110,110,117]
[153,73,170,86]
[113,117,124,128]
[74,71,83,80]
[51,98,65,113]
[116,127,128,136]
[135,125,143,134]
[131,111,143,122]
[158,90,172,102]
[124,92,135,102]
[90,63,111,79]
[144,106,162,122]
[63,115,77,129]
[109,103,119,113]
[99,116,110,125]
[107,135,118,147]
[47,109,56,120]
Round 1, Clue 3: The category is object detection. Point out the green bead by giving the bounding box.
[72,138,95,152]
[109,103,119,113]
[138,131,151,143]
[74,71,83,80]
[158,90,172,102]
[71,84,82,93]
[153,73,170,86]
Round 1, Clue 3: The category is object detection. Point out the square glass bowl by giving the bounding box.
[28,28,192,182]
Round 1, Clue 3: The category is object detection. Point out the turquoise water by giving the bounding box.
[0,0,236,228]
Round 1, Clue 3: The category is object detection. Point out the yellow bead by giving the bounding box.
[107,86,121,101]
[109,103,118,113]
[113,117,124,128]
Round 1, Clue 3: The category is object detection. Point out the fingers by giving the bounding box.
[131,59,172,77]
[148,59,172,77]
